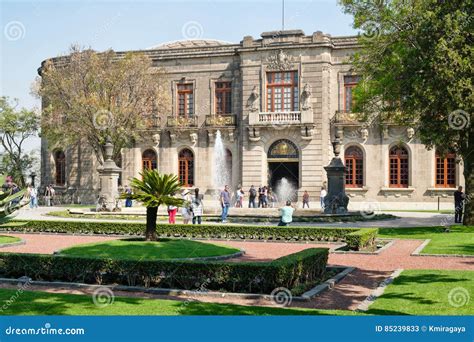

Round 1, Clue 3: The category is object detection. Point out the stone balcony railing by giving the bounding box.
[141,114,161,129]
[249,111,312,126]
[166,115,198,128]
[205,114,237,127]
[332,110,362,125]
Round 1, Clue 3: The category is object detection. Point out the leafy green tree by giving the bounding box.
[340,0,473,224]
[122,169,184,241]
[0,97,40,186]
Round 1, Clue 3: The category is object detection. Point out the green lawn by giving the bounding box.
[59,238,240,260]
[0,235,21,244]
[379,225,474,255]
[1,270,472,315]
[366,270,474,315]
[0,289,353,316]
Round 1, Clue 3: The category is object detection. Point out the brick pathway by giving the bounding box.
[0,233,472,311]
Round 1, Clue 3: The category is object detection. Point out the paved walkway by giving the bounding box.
[13,206,454,228]
[0,232,471,311]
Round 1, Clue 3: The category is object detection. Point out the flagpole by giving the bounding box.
[282,0,285,30]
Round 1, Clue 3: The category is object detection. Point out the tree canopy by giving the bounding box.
[36,46,170,165]
[0,97,40,186]
[340,0,473,224]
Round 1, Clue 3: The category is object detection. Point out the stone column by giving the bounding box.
[97,140,122,211]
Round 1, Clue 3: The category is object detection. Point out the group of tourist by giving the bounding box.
[170,188,204,225]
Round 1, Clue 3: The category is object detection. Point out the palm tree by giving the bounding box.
[0,188,28,223]
[122,169,184,241]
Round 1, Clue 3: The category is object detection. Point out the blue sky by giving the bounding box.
[1,0,357,110]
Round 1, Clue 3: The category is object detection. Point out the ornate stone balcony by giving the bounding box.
[249,111,313,126]
[205,114,236,127]
[247,110,314,141]
[332,110,363,125]
[141,114,161,129]
[166,115,198,128]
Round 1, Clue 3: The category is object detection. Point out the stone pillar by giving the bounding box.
[97,140,122,211]
[323,132,349,214]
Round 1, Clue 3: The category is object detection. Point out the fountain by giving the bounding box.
[213,130,231,190]
[275,177,296,204]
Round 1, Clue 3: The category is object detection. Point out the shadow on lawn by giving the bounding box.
[0,289,342,316]
[391,273,471,285]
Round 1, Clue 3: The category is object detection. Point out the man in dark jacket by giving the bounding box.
[454,186,465,224]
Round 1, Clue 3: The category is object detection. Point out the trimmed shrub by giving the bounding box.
[1,220,378,250]
[345,228,378,250]
[0,248,328,294]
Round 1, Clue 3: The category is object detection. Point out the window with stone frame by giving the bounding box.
[215,81,232,115]
[177,83,194,117]
[142,149,157,170]
[389,146,409,188]
[343,75,360,112]
[54,150,66,186]
[345,146,364,188]
[266,71,299,112]
[435,150,456,188]
[178,148,194,187]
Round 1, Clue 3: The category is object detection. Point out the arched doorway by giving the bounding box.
[267,139,299,202]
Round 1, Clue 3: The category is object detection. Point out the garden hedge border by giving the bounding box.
[0,220,378,250]
[0,248,328,294]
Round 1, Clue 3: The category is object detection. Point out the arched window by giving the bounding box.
[436,150,456,188]
[179,149,194,187]
[345,146,363,188]
[389,146,409,188]
[267,139,299,159]
[54,150,66,186]
[142,149,157,170]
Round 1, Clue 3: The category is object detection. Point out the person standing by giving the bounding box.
[181,190,193,224]
[29,185,38,209]
[191,188,203,224]
[302,190,310,208]
[454,186,466,224]
[278,201,295,226]
[235,187,242,208]
[124,185,133,208]
[49,184,56,206]
[220,185,231,223]
[238,187,244,208]
[249,185,257,208]
[167,194,178,224]
[44,185,52,207]
[320,186,327,211]
[262,186,268,208]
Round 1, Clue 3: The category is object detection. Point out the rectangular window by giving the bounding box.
[215,82,232,114]
[266,71,298,112]
[343,75,360,112]
[177,83,194,117]
[436,152,456,188]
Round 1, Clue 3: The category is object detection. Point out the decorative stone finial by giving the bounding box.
[104,138,114,161]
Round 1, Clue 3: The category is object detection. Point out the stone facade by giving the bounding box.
[39,30,465,208]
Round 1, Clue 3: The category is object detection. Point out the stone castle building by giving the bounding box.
[39,30,464,209]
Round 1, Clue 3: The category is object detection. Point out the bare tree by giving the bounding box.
[36,46,170,165]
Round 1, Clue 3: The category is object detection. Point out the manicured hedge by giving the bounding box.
[1,220,378,250]
[345,228,378,250]
[0,248,328,294]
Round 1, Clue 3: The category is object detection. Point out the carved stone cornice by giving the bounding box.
[265,50,297,71]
